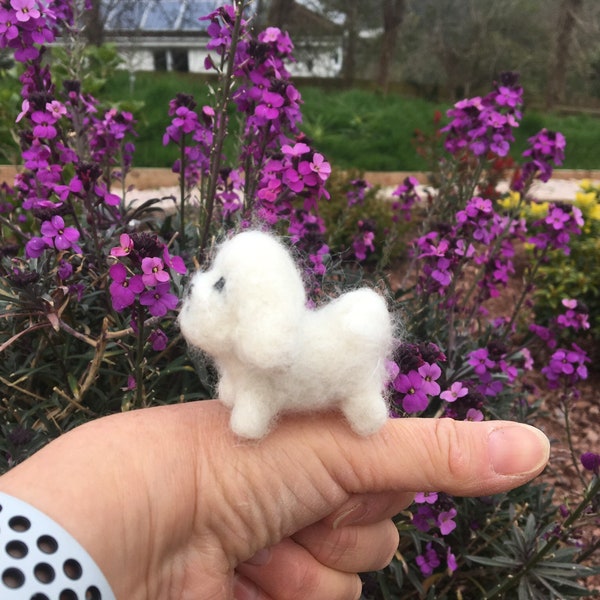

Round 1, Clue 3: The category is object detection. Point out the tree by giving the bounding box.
[376,0,405,91]
[84,0,105,46]
[398,0,551,100]
[545,0,585,108]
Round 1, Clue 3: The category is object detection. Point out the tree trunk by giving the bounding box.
[267,0,296,28]
[376,0,406,92]
[545,0,584,109]
[341,2,359,83]
[84,0,104,46]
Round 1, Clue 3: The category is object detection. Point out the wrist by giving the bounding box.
[0,420,145,599]
[0,491,116,599]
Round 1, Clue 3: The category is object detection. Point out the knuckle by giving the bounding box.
[428,418,473,488]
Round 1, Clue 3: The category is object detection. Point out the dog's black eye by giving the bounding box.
[213,276,226,292]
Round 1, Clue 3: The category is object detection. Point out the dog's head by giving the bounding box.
[179,231,306,368]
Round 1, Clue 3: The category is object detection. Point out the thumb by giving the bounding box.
[301,416,551,497]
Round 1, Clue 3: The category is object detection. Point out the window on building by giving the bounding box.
[153,50,168,71]
[171,50,189,72]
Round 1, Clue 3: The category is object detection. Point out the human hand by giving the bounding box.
[0,401,550,599]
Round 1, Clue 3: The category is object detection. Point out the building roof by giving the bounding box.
[103,0,219,33]
[102,0,340,37]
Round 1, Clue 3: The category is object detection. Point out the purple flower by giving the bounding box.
[111,233,133,257]
[40,215,81,252]
[11,0,41,22]
[556,299,590,331]
[309,153,331,182]
[109,264,145,312]
[446,548,458,573]
[465,408,484,421]
[394,370,429,413]
[282,142,310,157]
[542,344,590,388]
[140,282,178,317]
[418,362,442,396]
[416,543,441,577]
[163,247,187,275]
[148,328,168,352]
[25,235,47,258]
[412,505,436,532]
[438,508,458,535]
[57,260,73,280]
[441,381,468,403]
[581,452,600,475]
[468,348,495,376]
[141,257,170,287]
[255,91,284,121]
[414,492,438,504]
[352,220,376,261]
[31,110,58,139]
[347,178,370,207]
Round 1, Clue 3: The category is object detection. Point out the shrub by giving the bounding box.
[531,180,600,352]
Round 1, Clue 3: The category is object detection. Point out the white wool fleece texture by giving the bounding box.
[178,230,393,439]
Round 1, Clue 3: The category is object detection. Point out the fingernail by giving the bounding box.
[245,547,271,566]
[332,503,366,529]
[489,424,550,476]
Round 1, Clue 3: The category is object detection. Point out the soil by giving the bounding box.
[536,378,600,597]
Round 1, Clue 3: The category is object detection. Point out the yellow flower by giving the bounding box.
[580,179,592,191]
[528,201,549,219]
[575,191,597,210]
[589,204,600,221]
[497,191,520,211]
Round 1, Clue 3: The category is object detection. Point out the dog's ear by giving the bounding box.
[229,234,306,369]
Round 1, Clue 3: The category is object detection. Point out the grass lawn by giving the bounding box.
[99,71,600,171]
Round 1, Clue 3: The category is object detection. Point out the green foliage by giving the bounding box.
[50,42,124,96]
[319,169,411,267]
[0,51,20,164]
[533,181,600,349]
[93,72,600,171]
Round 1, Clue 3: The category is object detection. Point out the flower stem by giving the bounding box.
[199,0,248,257]
[179,135,187,244]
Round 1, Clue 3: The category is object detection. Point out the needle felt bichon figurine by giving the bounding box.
[179,230,393,439]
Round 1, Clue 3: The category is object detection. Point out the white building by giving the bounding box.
[102,0,343,77]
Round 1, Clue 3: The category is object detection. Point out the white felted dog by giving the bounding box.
[179,230,393,439]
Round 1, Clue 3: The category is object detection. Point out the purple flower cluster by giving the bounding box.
[13,43,137,260]
[527,203,583,254]
[411,493,459,576]
[3,0,186,357]
[391,175,420,221]
[540,343,589,390]
[346,178,370,207]
[163,8,332,274]
[556,298,590,331]
[0,0,79,61]
[516,128,566,187]
[352,219,376,261]
[441,72,523,158]
[163,94,215,189]
[467,343,522,397]
[389,342,446,413]
[413,194,523,301]
[108,233,186,348]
